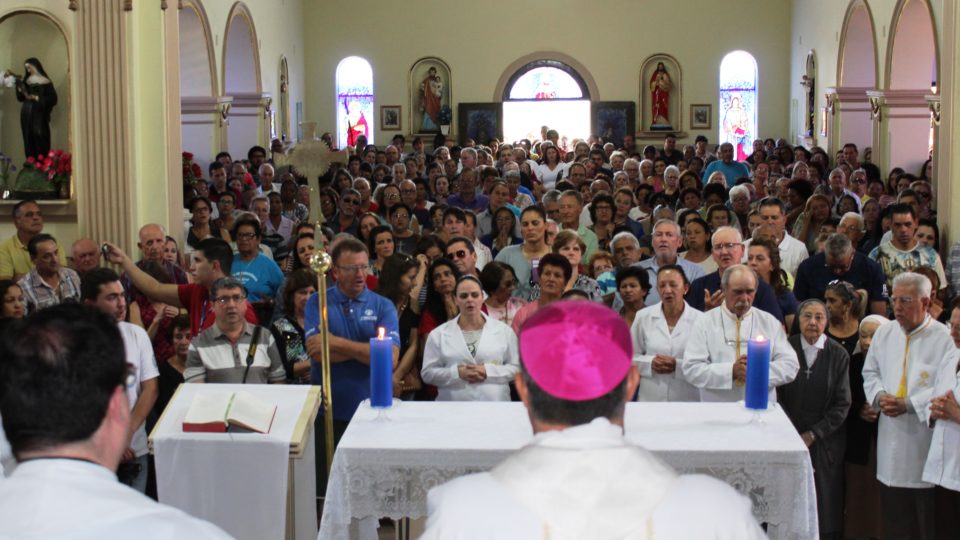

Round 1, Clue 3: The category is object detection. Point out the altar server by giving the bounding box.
[631,264,701,401]
[422,275,519,401]
[922,305,960,510]
[421,301,765,539]
[0,304,233,539]
[863,271,954,539]
[682,264,798,403]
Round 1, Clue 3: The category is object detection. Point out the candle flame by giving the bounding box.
[755,335,766,342]
[377,327,385,340]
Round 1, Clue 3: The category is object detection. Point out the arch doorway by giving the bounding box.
[836,0,877,152]
[885,0,937,175]
[501,60,591,143]
[222,2,262,159]
[179,0,218,170]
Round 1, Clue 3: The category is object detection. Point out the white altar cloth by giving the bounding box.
[319,401,818,540]
[153,384,314,540]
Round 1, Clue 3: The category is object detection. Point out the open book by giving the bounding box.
[182,391,277,434]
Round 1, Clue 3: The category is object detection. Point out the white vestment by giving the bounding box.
[0,459,234,539]
[682,305,798,403]
[922,349,960,491]
[422,313,519,401]
[420,418,765,540]
[862,316,954,488]
[631,301,702,402]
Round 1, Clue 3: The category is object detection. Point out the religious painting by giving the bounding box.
[639,54,682,132]
[690,104,712,129]
[336,56,374,148]
[592,102,635,146]
[380,105,401,131]
[409,57,451,135]
[458,103,501,146]
[719,51,758,162]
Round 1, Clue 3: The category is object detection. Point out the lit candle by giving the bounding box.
[745,334,771,411]
[369,327,393,408]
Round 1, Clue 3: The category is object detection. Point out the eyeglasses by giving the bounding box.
[341,199,359,206]
[236,232,257,240]
[446,249,468,260]
[712,242,742,252]
[337,263,369,275]
[916,191,932,200]
[214,294,246,305]
[400,188,417,194]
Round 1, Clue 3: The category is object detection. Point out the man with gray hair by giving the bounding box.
[862,271,954,539]
[794,233,888,315]
[837,211,866,251]
[184,276,285,385]
[683,264,798,402]
[635,220,705,305]
[541,189,563,223]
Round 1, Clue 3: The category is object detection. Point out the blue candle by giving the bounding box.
[369,327,393,408]
[745,335,771,410]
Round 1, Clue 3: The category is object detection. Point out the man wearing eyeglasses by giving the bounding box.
[304,238,400,484]
[0,304,233,538]
[862,272,954,539]
[685,226,784,322]
[683,264,798,403]
[184,276,285,385]
[445,236,479,278]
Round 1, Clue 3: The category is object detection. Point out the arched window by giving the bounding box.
[336,56,373,148]
[719,51,758,161]
[503,60,590,142]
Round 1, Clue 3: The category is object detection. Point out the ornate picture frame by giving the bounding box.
[380,105,401,131]
[690,104,712,130]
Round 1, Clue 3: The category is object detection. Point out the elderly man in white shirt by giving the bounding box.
[863,271,954,539]
[0,304,233,539]
[922,305,960,504]
[421,301,765,539]
[682,264,799,403]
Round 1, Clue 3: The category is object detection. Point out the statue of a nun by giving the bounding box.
[15,58,57,159]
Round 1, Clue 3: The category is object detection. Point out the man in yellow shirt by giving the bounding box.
[0,200,66,280]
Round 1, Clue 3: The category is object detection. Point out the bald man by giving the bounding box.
[121,224,189,301]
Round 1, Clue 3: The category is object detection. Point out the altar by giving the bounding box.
[319,401,818,540]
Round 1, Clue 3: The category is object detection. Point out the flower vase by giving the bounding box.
[58,175,70,199]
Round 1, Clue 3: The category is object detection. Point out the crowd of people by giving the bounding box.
[0,127,958,539]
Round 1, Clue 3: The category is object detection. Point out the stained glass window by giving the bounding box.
[719,51,758,162]
[336,56,373,148]
[508,67,583,100]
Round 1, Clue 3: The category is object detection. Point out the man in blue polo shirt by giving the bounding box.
[702,142,750,187]
[305,237,399,486]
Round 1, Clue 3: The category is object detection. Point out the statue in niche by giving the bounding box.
[7,58,58,158]
[649,62,672,129]
[419,66,443,131]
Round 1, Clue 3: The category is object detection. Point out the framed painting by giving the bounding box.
[380,105,401,131]
[592,102,636,145]
[409,57,452,135]
[690,104,712,129]
[458,103,502,146]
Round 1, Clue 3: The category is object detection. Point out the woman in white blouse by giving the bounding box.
[534,144,568,191]
[631,264,702,402]
[422,276,519,401]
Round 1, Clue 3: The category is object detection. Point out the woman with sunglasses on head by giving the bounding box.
[479,262,526,328]
[823,280,863,358]
[421,276,519,402]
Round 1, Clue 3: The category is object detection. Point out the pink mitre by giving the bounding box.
[519,300,632,401]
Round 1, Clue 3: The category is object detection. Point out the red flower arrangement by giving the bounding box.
[25,149,71,186]
[182,151,203,186]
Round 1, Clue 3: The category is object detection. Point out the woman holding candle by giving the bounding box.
[778,299,852,540]
[631,265,701,402]
[421,276,519,401]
